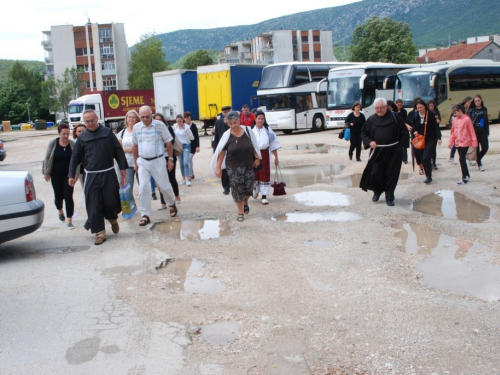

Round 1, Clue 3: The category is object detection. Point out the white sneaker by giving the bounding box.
[180,180,186,185]
[469,160,476,166]
[261,198,269,205]
[186,180,191,186]
[449,159,456,165]
[479,165,485,171]
[175,199,181,204]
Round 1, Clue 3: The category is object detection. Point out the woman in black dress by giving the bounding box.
[467,94,489,171]
[345,102,366,162]
[43,123,76,229]
[426,99,442,170]
[213,111,261,222]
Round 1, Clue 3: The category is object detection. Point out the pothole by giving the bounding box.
[283,143,349,154]
[199,321,242,344]
[39,246,90,254]
[333,172,413,188]
[279,165,346,188]
[411,190,491,223]
[156,259,226,294]
[272,212,361,223]
[152,218,230,240]
[394,222,500,302]
[294,191,350,206]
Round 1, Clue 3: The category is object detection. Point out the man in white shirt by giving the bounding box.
[132,106,177,225]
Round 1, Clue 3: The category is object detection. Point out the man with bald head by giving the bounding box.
[69,110,128,245]
[132,106,178,225]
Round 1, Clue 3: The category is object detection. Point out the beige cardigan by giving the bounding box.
[43,137,76,176]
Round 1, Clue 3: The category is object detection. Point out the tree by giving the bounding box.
[351,17,417,64]
[129,33,170,89]
[0,81,29,124]
[180,50,214,70]
[42,67,86,119]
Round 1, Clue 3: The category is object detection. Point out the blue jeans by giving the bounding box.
[125,167,136,191]
[150,176,156,192]
[178,144,191,178]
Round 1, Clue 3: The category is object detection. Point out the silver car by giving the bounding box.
[0,171,45,244]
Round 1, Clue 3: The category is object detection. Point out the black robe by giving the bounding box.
[69,125,128,233]
[212,116,229,152]
[360,111,409,200]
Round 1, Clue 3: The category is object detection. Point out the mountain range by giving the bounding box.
[154,0,499,63]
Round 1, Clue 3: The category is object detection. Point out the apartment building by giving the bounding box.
[222,29,334,65]
[42,22,129,91]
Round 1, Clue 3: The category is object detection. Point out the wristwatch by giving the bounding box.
[168,157,174,160]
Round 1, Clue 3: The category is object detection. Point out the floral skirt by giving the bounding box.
[226,166,254,202]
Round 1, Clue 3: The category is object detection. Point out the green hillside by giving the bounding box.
[153,0,499,63]
[0,59,45,83]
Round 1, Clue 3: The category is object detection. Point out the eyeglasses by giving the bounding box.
[84,119,96,124]
[140,115,151,119]
[374,106,386,110]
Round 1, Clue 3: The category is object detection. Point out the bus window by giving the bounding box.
[436,77,448,105]
[309,65,330,81]
[316,93,327,108]
[305,95,313,110]
[293,65,309,85]
[296,96,305,112]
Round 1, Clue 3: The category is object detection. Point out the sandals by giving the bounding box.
[243,204,250,215]
[139,215,150,226]
[237,213,244,222]
[169,204,178,218]
[419,168,424,175]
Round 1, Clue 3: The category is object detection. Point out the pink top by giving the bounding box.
[449,114,478,148]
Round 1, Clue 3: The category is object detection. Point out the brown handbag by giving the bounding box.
[411,111,428,150]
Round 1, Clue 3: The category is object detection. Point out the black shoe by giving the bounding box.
[223,188,230,195]
[432,164,438,170]
[386,200,395,206]
[424,177,432,184]
[349,155,353,160]
[372,194,380,202]
[151,192,157,200]
[356,158,361,162]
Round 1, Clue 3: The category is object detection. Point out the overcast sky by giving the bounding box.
[0,0,359,61]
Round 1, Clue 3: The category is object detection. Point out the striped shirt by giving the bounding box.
[132,119,172,159]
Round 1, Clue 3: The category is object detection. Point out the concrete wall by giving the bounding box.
[474,44,500,62]
[113,23,129,89]
[320,30,334,61]
[51,25,77,79]
[273,30,293,63]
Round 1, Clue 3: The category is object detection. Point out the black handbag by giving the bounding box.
[271,165,286,196]
[338,130,344,139]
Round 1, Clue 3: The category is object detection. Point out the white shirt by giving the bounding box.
[119,128,135,167]
[132,119,172,159]
[173,124,190,145]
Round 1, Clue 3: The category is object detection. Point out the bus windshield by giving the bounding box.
[259,65,292,89]
[257,94,294,111]
[398,71,435,107]
[68,103,84,114]
[327,70,363,109]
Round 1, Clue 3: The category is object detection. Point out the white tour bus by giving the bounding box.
[325,63,420,128]
[253,62,354,134]
[394,60,500,127]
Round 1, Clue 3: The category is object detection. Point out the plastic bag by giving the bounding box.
[119,183,137,219]
[344,127,351,141]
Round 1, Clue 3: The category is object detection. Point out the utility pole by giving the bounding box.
[26,102,31,123]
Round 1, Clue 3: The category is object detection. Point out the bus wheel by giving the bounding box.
[282,130,293,135]
[312,115,324,132]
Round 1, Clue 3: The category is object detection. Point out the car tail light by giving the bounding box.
[25,178,34,202]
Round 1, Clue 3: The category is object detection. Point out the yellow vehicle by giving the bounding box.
[197,64,264,129]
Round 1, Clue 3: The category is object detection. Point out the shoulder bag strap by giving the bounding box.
[423,111,428,136]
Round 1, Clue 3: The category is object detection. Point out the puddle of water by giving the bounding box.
[200,321,241,344]
[411,190,491,223]
[39,246,90,254]
[294,191,350,206]
[280,165,346,188]
[333,172,413,188]
[272,211,361,223]
[395,223,500,302]
[157,259,226,294]
[305,240,334,249]
[284,143,348,154]
[153,219,230,240]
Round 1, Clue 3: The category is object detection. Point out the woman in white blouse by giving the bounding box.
[251,111,281,204]
[173,114,194,186]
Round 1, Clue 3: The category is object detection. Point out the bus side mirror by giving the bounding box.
[316,78,327,93]
[430,74,437,88]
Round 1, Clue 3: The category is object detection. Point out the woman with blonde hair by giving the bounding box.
[117,109,140,190]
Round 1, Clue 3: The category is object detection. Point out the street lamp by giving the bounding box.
[26,102,31,123]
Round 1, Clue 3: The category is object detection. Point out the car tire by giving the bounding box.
[312,115,324,132]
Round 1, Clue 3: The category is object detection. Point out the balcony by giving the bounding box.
[41,40,52,49]
[101,69,116,76]
[45,58,53,64]
[100,53,115,59]
[258,44,274,52]
[226,59,240,63]
[241,52,252,59]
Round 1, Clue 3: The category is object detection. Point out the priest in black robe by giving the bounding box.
[68,110,128,245]
[360,98,409,206]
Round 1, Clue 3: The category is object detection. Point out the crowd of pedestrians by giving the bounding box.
[44,94,491,244]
